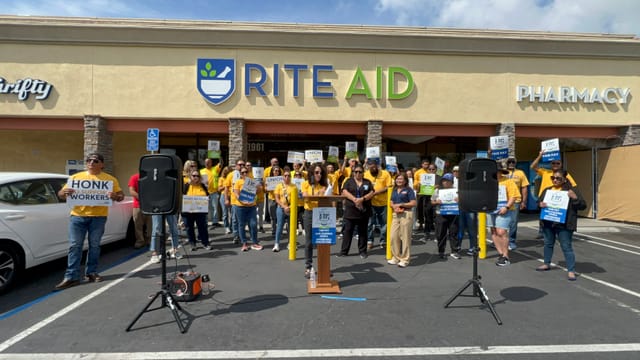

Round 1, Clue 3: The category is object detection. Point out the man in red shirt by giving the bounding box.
[128,173,151,249]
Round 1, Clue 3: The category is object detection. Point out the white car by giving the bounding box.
[0,172,134,293]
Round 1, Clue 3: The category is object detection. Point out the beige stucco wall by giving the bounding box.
[0,130,84,172]
[2,43,637,125]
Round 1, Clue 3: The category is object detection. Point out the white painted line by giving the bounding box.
[0,261,152,353]
[574,232,640,251]
[1,344,640,359]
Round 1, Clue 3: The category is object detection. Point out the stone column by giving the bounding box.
[84,115,114,173]
[620,125,640,146]
[496,123,516,158]
[366,120,383,153]
[228,117,247,163]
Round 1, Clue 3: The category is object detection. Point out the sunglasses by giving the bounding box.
[191,174,200,177]
[283,174,291,177]
[314,171,322,174]
[550,176,564,181]
[551,162,561,165]
[428,168,436,171]
[353,170,363,174]
[241,171,248,174]
[86,158,101,164]
[507,160,516,164]
[237,163,245,166]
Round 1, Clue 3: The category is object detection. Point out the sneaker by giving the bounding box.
[259,227,265,233]
[85,273,103,282]
[419,237,428,244]
[272,244,280,252]
[241,244,249,252]
[336,253,347,258]
[226,228,232,234]
[205,245,214,251]
[233,236,240,244]
[398,261,408,268]
[173,251,183,259]
[359,253,368,259]
[450,252,461,260]
[387,259,399,265]
[150,254,160,263]
[508,244,517,251]
[496,256,511,266]
[251,243,263,251]
[379,242,386,248]
[466,248,476,256]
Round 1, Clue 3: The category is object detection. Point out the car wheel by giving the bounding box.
[0,243,22,294]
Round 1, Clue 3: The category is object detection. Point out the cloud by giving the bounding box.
[376,0,640,35]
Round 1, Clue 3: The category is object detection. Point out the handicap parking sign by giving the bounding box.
[147,128,160,151]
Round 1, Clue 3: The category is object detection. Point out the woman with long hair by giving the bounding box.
[301,163,328,278]
[339,164,374,258]
[388,173,416,267]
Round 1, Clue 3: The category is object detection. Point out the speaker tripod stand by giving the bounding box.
[444,248,503,325]
[126,214,187,333]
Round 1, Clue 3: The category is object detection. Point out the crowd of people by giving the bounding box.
[52,148,586,290]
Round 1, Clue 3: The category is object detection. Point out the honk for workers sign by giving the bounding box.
[66,179,113,206]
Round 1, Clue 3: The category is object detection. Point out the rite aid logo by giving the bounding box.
[197,58,235,105]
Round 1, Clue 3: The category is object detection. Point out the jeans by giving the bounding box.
[509,206,520,248]
[208,192,220,223]
[275,206,290,245]
[268,199,278,235]
[182,212,210,246]
[542,225,576,272]
[64,215,107,280]
[368,205,387,245]
[236,206,259,244]
[458,211,478,249]
[219,194,230,230]
[231,205,239,236]
[151,214,181,252]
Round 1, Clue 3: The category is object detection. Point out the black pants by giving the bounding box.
[417,195,427,226]
[303,211,314,269]
[340,217,368,256]
[422,195,435,234]
[435,214,459,254]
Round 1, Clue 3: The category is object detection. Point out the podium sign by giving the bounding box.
[312,207,336,245]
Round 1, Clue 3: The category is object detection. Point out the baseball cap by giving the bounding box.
[441,173,454,182]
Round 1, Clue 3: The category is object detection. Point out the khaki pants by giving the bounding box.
[132,207,151,247]
[390,211,413,264]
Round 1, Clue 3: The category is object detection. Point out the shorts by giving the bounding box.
[487,210,515,230]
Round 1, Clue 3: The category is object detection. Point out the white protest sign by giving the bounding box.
[238,178,257,203]
[252,166,264,181]
[438,188,459,215]
[66,179,113,206]
[287,151,305,164]
[434,157,445,176]
[327,146,339,163]
[385,156,398,173]
[345,141,358,159]
[540,190,570,223]
[207,140,221,159]
[490,135,509,160]
[182,195,209,213]
[541,138,561,162]
[265,176,284,191]
[305,150,324,163]
[366,146,380,161]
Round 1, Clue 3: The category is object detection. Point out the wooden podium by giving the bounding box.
[306,195,343,294]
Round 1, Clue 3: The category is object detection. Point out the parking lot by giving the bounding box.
[1,214,639,359]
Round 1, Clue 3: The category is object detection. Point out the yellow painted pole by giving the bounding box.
[289,189,298,261]
[386,188,392,259]
[478,212,487,259]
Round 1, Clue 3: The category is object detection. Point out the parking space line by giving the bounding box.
[1,343,640,359]
[0,260,152,353]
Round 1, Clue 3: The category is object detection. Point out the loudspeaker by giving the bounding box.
[458,158,498,212]
[139,154,183,215]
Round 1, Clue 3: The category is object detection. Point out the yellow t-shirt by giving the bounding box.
[275,182,297,207]
[234,178,257,207]
[224,170,242,206]
[536,168,577,196]
[185,183,208,196]
[64,171,122,217]
[327,170,342,195]
[200,164,220,193]
[507,168,530,203]
[499,176,522,211]
[364,169,393,207]
[301,181,326,211]
[413,168,427,191]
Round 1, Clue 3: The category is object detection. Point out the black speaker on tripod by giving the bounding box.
[139,154,183,215]
[458,158,498,212]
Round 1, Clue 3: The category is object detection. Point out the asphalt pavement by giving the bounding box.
[1,213,639,359]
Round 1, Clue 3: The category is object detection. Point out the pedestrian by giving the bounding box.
[218,166,232,234]
[432,173,461,259]
[488,161,521,267]
[505,157,529,250]
[537,170,586,281]
[55,153,125,290]
[224,160,245,243]
[274,169,297,252]
[388,173,416,267]
[128,172,151,249]
[413,159,431,231]
[364,159,392,249]
[339,164,374,258]
[266,165,282,236]
[234,166,263,251]
[150,214,183,263]
[182,170,212,251]
[302,163,329,278]
[200,157,222,228]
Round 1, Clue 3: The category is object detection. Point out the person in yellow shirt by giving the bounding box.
[234,167,263,252]
[301,163,328,278]
[488,161,521,267]
[200,157,222,228]
[364,159,393,249]
[265,165,283,236]
[413,159,431,231]
[224,159,245,243]
[182,170,212,252]
[505,157,530,251]
[55,153,125,290]
[274,169,298,252]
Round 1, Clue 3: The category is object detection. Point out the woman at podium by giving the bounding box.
[301,163,329,278]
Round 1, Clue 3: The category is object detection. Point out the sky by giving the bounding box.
[2,0,639,36]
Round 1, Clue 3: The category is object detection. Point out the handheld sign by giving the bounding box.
[265,176,284,191]
[238,178,257,203]
[327,146,339,164]
[305,150,323,164]
[366,146,380,164]
[493,184,507,214]
[438,188,459,215]
[252,166,264,181]
[490,135,509,160]
[66,179,113,206]
[182,195,209,213]
[540,190,569,223]
[385,156,398,173]
[207,140,221,159]
[419,173,436,195]
[541,138,561,162]
[434,157,445,176]
[287,151,305,164]
[345,141,358,160]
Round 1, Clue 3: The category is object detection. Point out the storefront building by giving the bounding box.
[1,16,639,222]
